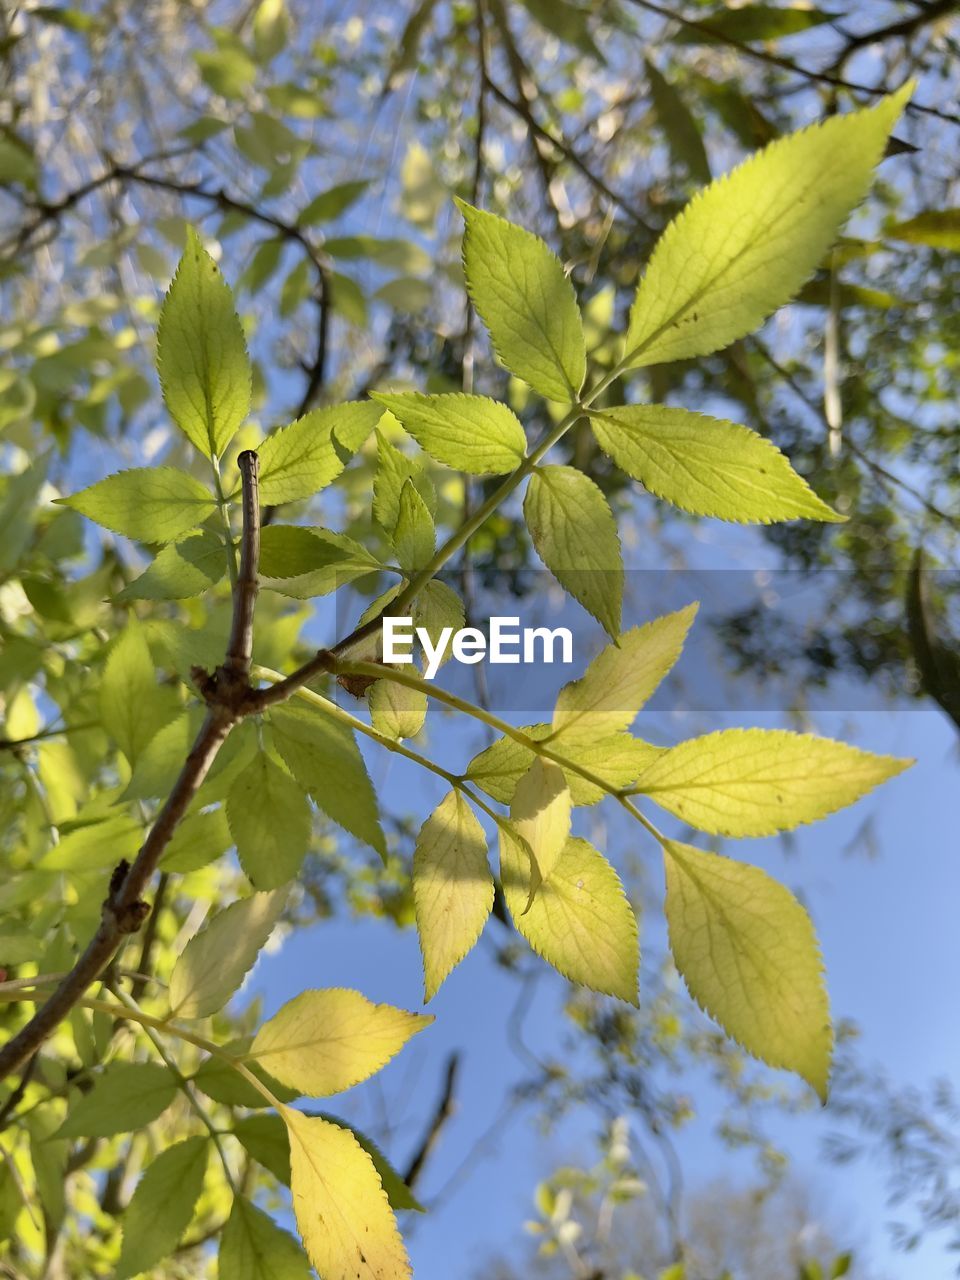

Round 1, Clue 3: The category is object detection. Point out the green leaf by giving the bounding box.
[60,467,217,543]
[257,402,383,504]
[551,604,697,744]
[371,391,526,475]
[269,706,385,858]
[251,988,431,1096]
[467,725,663,805]
[219,1196,313,1280]
[259,526,382,597]
[252,0,289,61]
[645,58,710,184]
[413,580,466,662]
[369,678,427,740]
[157,226,251,457]
[392,478,436,571]
[634,729,911,837]
[116,1137,209,1279]
[299,180,370,226]
[160,806,233,873]
[57,1062,177,1138]
[100,616,177,767]
[456,200,586,402]
[663,839,832,1098]
[524,465,622,638]
[887,209,960,251]
[518,0,603,59]
[119,530,227,600]
[590,406,841,523]
[169,889,287,1019]
[413,790,494,1000]
[373,427,436,534]
[500,831,638,1003]
[193,1051,295,1110]
[227,753,312,888]
[510,757,571,888]
[283,1109,411,1280]
[676,4,838,44]
[623,87,911,368]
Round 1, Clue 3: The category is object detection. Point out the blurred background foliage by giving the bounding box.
[1,2,959,1277]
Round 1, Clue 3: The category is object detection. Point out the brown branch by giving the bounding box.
[0,1054,37,1131]
[830,0,959,74]
[403,1053,460,1189]
[0,454,262,1082]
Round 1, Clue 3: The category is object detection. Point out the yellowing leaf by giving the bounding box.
[61,467,217,543]
[590,406,841,524]
[169,889,287,1019]
[524,465,623,638]
[663,839,832,1098]
[634,728,911,836]
[467,725,663,805]
[369,678,427,740]
[500,830,638,1003]
[551,604,697,744]
[413,790,494,1000]
[373,427,436,534]
[887,209,960,251]
[250,989,432,1095]
[510,757,571,888]
[624,87,911,368]
[283,1108,411,1280]
[371,391,527,475]
[157,226,251,457]
[456,200,586,402]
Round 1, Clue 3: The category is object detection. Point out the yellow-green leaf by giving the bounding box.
[227,753,312,888]
[624,87,911,368]
[169,889,287,1019]
[413,790,494,1000]
[371,391,527,475]
[257,402,383,504]
[283,1108,411,1280]
[60,467,217,543]
[157,226,251,457]
[509,757,571,887]
[551,604,697,744]
[456,200,586,402]
[634,728,911,836]
[467,725,664,805]
[590,406,841,524]
[250,988,432,1095]
[369,678,427,741]
[524,465,622,638]
[500,830,638,1003]
[100,616,178,768]
[663,839,832,1098]
[392,477,435,571]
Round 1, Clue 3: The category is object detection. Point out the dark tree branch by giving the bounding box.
[403,1053,460,1189]
[623,0,960,127]
[0,454,262,1081]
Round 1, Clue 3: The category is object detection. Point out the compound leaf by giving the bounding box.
[372,391,526,475]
